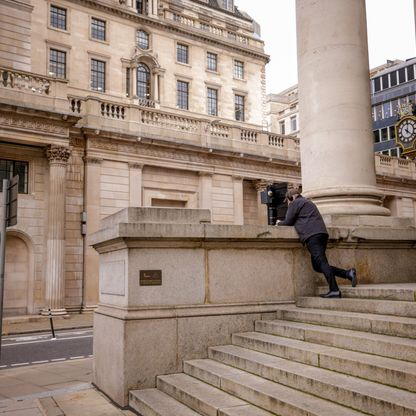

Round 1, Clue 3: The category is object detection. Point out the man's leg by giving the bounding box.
[306,234,339,292]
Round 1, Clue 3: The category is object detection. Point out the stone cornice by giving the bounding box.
[69,0,269,62]
[80,128,301,180]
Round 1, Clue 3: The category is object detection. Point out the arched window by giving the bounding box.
[137,63,151,99]
[136,30,149,50]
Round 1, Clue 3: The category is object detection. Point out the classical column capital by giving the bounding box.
[253,179,270,192]
[128,162,144,170]
[46,145,71,164]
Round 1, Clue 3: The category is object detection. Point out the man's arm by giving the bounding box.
[277,202,298,226]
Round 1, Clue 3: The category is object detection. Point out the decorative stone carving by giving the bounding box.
[128,162,143,169]
[83,156,103,165]
[46,145,71,164]
[0,113,67,136]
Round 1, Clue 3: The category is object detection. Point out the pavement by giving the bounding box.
[0,313,136,416]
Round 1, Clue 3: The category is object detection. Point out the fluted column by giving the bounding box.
[42,145,71,315]
[296,0,389,216]
[83,156,102,311]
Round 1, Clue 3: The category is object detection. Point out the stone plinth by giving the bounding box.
[91,208,416,406]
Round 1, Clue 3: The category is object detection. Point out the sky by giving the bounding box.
[235,0,416,93]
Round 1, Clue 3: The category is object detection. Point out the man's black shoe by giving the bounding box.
[348,268,357,287]
[320,290,341,298]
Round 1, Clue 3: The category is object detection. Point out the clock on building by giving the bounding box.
[395,116,416,151]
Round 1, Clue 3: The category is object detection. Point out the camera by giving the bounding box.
[260,183,288,225]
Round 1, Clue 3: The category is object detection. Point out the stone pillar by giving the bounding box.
[199,172,213,215]
[233,176,244,225]
[254,180,268,225]
[43,145,71,315]
[83,156,102,311]
[129,163,143,206]
[132,66,137,99]
[296,0,389,216]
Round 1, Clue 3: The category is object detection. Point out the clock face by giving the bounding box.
[397,118,416,145]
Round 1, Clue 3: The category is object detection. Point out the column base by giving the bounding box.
[40,308,68,317]
[304,187,391,217]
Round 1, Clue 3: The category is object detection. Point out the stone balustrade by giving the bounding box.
[67,95,299,161]
[165,11,263,50]
[0,66,69,112]
[375,154,416,180]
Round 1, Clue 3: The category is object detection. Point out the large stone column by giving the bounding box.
[296,0,389,216]
[43,145,71,315]
[83,156,102,311]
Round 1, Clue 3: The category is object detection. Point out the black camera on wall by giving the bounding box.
[260,182,288,225]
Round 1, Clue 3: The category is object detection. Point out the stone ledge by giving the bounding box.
[95,301,292,321]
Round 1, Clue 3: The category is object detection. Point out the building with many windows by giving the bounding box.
[370,57,416,156]
[0,0,415,318]
[0,0,303,317]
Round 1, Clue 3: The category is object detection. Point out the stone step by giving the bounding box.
[129,388,202,416]
[182,359,366,416]
[317,283,416,301]
[205,345,416,415]
[274,304,416,338]
[297,296,416,317]
[156,373,275,416]
[256,319,416,362]
[231,331,416,392]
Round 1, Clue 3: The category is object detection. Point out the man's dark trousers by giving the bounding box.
[305,233,350,292]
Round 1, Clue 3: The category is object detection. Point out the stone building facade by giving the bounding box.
[0,0,415,317]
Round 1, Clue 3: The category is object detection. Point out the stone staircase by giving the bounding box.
[130,284,416,416]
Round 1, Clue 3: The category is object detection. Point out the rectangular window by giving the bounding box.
[136,0,147,14]
[234,60,244,79]
[234,94,244,121]
[207,88,218,116]
[91,59,105,92]
[207,52,217,72]
[50,5,67,30]
[222,0,233,11]
[407,65,414,81]
[373,77,381,92]
[279,121,285,135]
[399,67,406,83]
[177,80,189,110]
[91,18,106,41]
[375,104,383,121]
[390,148,398,157]
[381,74,389,90]
[49,49,66,79]
[390,71,397,87]
[126,68,130,97]
[381,127,388,141]
[383,102,391,118]
[176,43,189,64]
[389,126,396,141]
[290,116,297,132]
[0,159,28,194]
[374,130,380,143]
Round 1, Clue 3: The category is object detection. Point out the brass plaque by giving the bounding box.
[140,270,162,286]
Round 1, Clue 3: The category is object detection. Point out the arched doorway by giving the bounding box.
[4,234,32,316]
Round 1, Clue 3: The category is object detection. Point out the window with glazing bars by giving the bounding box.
[49,49,66,79]
[234,94,244,121]
[177,81,189,110]
[207,88,218,116]
[91,59,105,92]
[177,43,188,64]
[0,159,28,194]
[137,64,150,98]
[50,5,67,30]
[91,18,106,41]
[234,60,244,79]
[207,52,217,72]
[136,0,148,14]
[136,30,149,49]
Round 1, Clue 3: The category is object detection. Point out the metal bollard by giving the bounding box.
[48,308,56,340]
